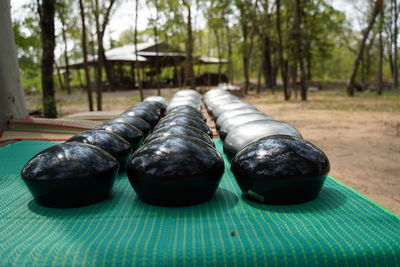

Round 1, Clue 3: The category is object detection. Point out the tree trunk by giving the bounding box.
[294,0,307,101]
[242,25,250,94]
[0,0,27,129]
[347,0,383,96]
[58,10,71,94]
[214,28,223,84]
[185,3,195,89]
[261,0,274,89]
[39,0,57,118]
[153,0,161,95]
[378,2,384,95]
[393,0,399,89]
[134,0,144,101]
[276,0,289,100]
[79,0,94,111]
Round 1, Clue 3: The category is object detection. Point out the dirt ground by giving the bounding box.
[25,88,400,214]
[245,93,400,215]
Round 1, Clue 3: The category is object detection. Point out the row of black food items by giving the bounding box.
[20,95,167,208]
[127,90,225,206]
[21,90,226,208]
[204,88,330,205]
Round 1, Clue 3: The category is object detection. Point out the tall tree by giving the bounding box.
[378,1,384,95]
[236,0,259,94]
[276,0,289,100]
[261,0,274,89]
[38,0,57,118]
[57,3,71,94]
[183,0,195,88]
[134,0,144,101]
[347,0,383,96]
[91,0,116,110]
[79,0,94,111]
[294,0,307,101]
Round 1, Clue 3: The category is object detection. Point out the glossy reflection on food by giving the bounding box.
[109,116,151,135]
[144,124,214,147]
[216,108,264,130]
[127,136,224,206]
[231,135,330,204]
[95,122,144,151]
[144,96,168,108]
[165,105,206,122]
[122,107,159,127]
[223,120,303,161]
[212,102,257,118]
[67,130,131,172]
[219,113,273,140]
[21,142,118,208]
[154,114,213,137]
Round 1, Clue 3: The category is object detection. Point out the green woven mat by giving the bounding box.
[0,140,399,267]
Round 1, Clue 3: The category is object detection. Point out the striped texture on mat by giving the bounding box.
[0,140,399,267]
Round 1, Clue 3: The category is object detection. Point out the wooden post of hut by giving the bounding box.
[0,0,27,129]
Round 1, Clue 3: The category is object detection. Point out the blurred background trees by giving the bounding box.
[10,0,400,116]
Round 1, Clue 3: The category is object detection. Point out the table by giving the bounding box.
[0,140,399,266]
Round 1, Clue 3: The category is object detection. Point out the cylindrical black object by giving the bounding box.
[231,135,330,204]
[96,122,143,151]
[144,124,214,147]
[67,130,131,172]
[21,142,118,208]
[127,136,224,206]
[154,114,213,137]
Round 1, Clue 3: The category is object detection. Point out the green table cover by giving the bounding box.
[0,140,399,267]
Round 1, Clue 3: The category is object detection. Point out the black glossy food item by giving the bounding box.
[67,130,131,172]
[166,101,201,112]
[231,135,330,204]
[154,114,213,137]
[212,102,257,119]
[122,107,159,126]
[216,108,264,129]
[127,136,224,206]
[95,122,143,151]
[109,116,151,135]
[175,89,201,98]
[144,96,168,108]
[223,120,302,161]
[21,142,118,208]
[133,102,162,116]
[145,124,214,147]
[165,105,206,122]
[219,114,273,140]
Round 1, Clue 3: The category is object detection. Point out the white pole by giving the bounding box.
[0,0,27,130]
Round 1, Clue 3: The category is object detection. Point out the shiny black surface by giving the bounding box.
[144,96,168,108]
[174,89,201,98]
[219,114,273,140]
[95,122,144,151]
[223,120,303,161]
[132,102,162,116]
[212,102,257,119]
[21,142,118,208]
[127,135,224,206]
[154,114,213,137]
[166,101,201,112]
[122,107,160,126]
[139,99,165,110]
[216,108,264,129]
[171,95,201,104]
[109,116,151,134]
[67,130,131,172]
[144,124,214,147]
[231,135,330,204]
[165,105,206,121]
